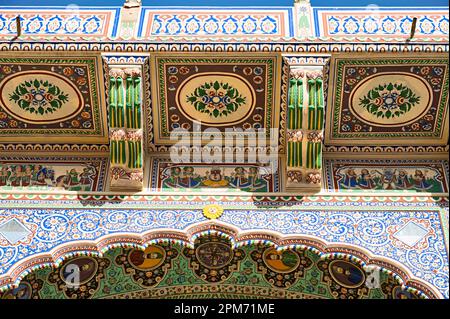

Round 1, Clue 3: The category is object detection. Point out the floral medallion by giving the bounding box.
[186,81,246,118]
[9,79,69,115]
[359,82,420,119]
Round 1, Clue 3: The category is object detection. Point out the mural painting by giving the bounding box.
[0,243,429,299]
[149,158,280,192]
[325,159,449,192]
[0,156,108,191]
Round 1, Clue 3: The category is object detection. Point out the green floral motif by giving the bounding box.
[9,79,69,115]
[359,83,420,119]
[186,81,246,118]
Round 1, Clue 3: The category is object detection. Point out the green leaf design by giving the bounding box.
[359,82,420,120]
[185,80,247,118]
[8,79,69,116]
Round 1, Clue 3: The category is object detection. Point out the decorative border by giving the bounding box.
[0,7,121,38]
[0,42,447,53]
[138,7,294,38]
[313,7,449,40]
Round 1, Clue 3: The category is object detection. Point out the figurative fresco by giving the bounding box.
[0,156,108,191]
[0,243,429,299]
[115,245,178,287]
[325,54,449,145]
[251,247,313,288]
[0,53,108,144]
[148,158,280,192]
[324,159,449,192]
[150,53,281,144]
[314,8,449,40]
[47,256,110,299]
[139,8,292,37]
[318,259,369,299]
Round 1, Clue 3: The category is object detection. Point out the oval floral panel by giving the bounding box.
[0,70,84,124]
[349,72,433,127]
[176,73,256,127]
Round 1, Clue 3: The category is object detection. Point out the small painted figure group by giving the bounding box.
[339,168,434,191]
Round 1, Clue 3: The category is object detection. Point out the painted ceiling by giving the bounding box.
[0,1,448,300]
[0,240,431,299]
[0,53,108,144]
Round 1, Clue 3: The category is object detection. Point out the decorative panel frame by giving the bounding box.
[0,52,109,144]
[325,53,449,146]
[150,52,282,146]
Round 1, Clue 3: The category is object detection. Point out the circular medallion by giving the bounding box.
[329,260,366,288]
[127,246,166,270]
[195,242,233,269]
[263,248,300,273]
[176,72,256,127]
[349,72,432,127]
[0,70,84,124]
[60,256,98,286]
[1,282,32,299]
[392,286,419,299]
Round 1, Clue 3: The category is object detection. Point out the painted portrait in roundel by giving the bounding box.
[60,257,98,286]
[127,246,166,270]
[392,286,419,299]
[263,248,300,273]
[195,242,233,269]
[1,282,33,299]
[328,260,366,288]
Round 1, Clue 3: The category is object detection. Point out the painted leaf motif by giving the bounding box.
[186,81,246,118]
[8,79,69,115]
[359,82,420,119]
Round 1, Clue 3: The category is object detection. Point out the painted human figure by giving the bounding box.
[79,167,95,191]
[34,171,49,187]
[203,168,228,187]
[10,166,23,187]
[381,169,397,190]
[229,167,250,188]
[340,168,358,188]
[65,169,81,190]
[21,165,33,187]
[247,166,266,190]
[164,167,182,188]
[31,165,41,183]
[332,265,364,286]
[0,166,9,187]
[179,166,201,188]
[396,170,412,189]
[413,170,431,190]
[358,169,376,189]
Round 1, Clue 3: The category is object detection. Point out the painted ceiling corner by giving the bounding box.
[0,0,448,301]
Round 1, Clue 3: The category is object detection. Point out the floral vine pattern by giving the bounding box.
[186,81,246,118]
[9,80,69,115]
[359,83,420,119]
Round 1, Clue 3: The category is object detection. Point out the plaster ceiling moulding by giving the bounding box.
[0,52,109,144]
[149,52,282,146]
[325,53,449,146]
